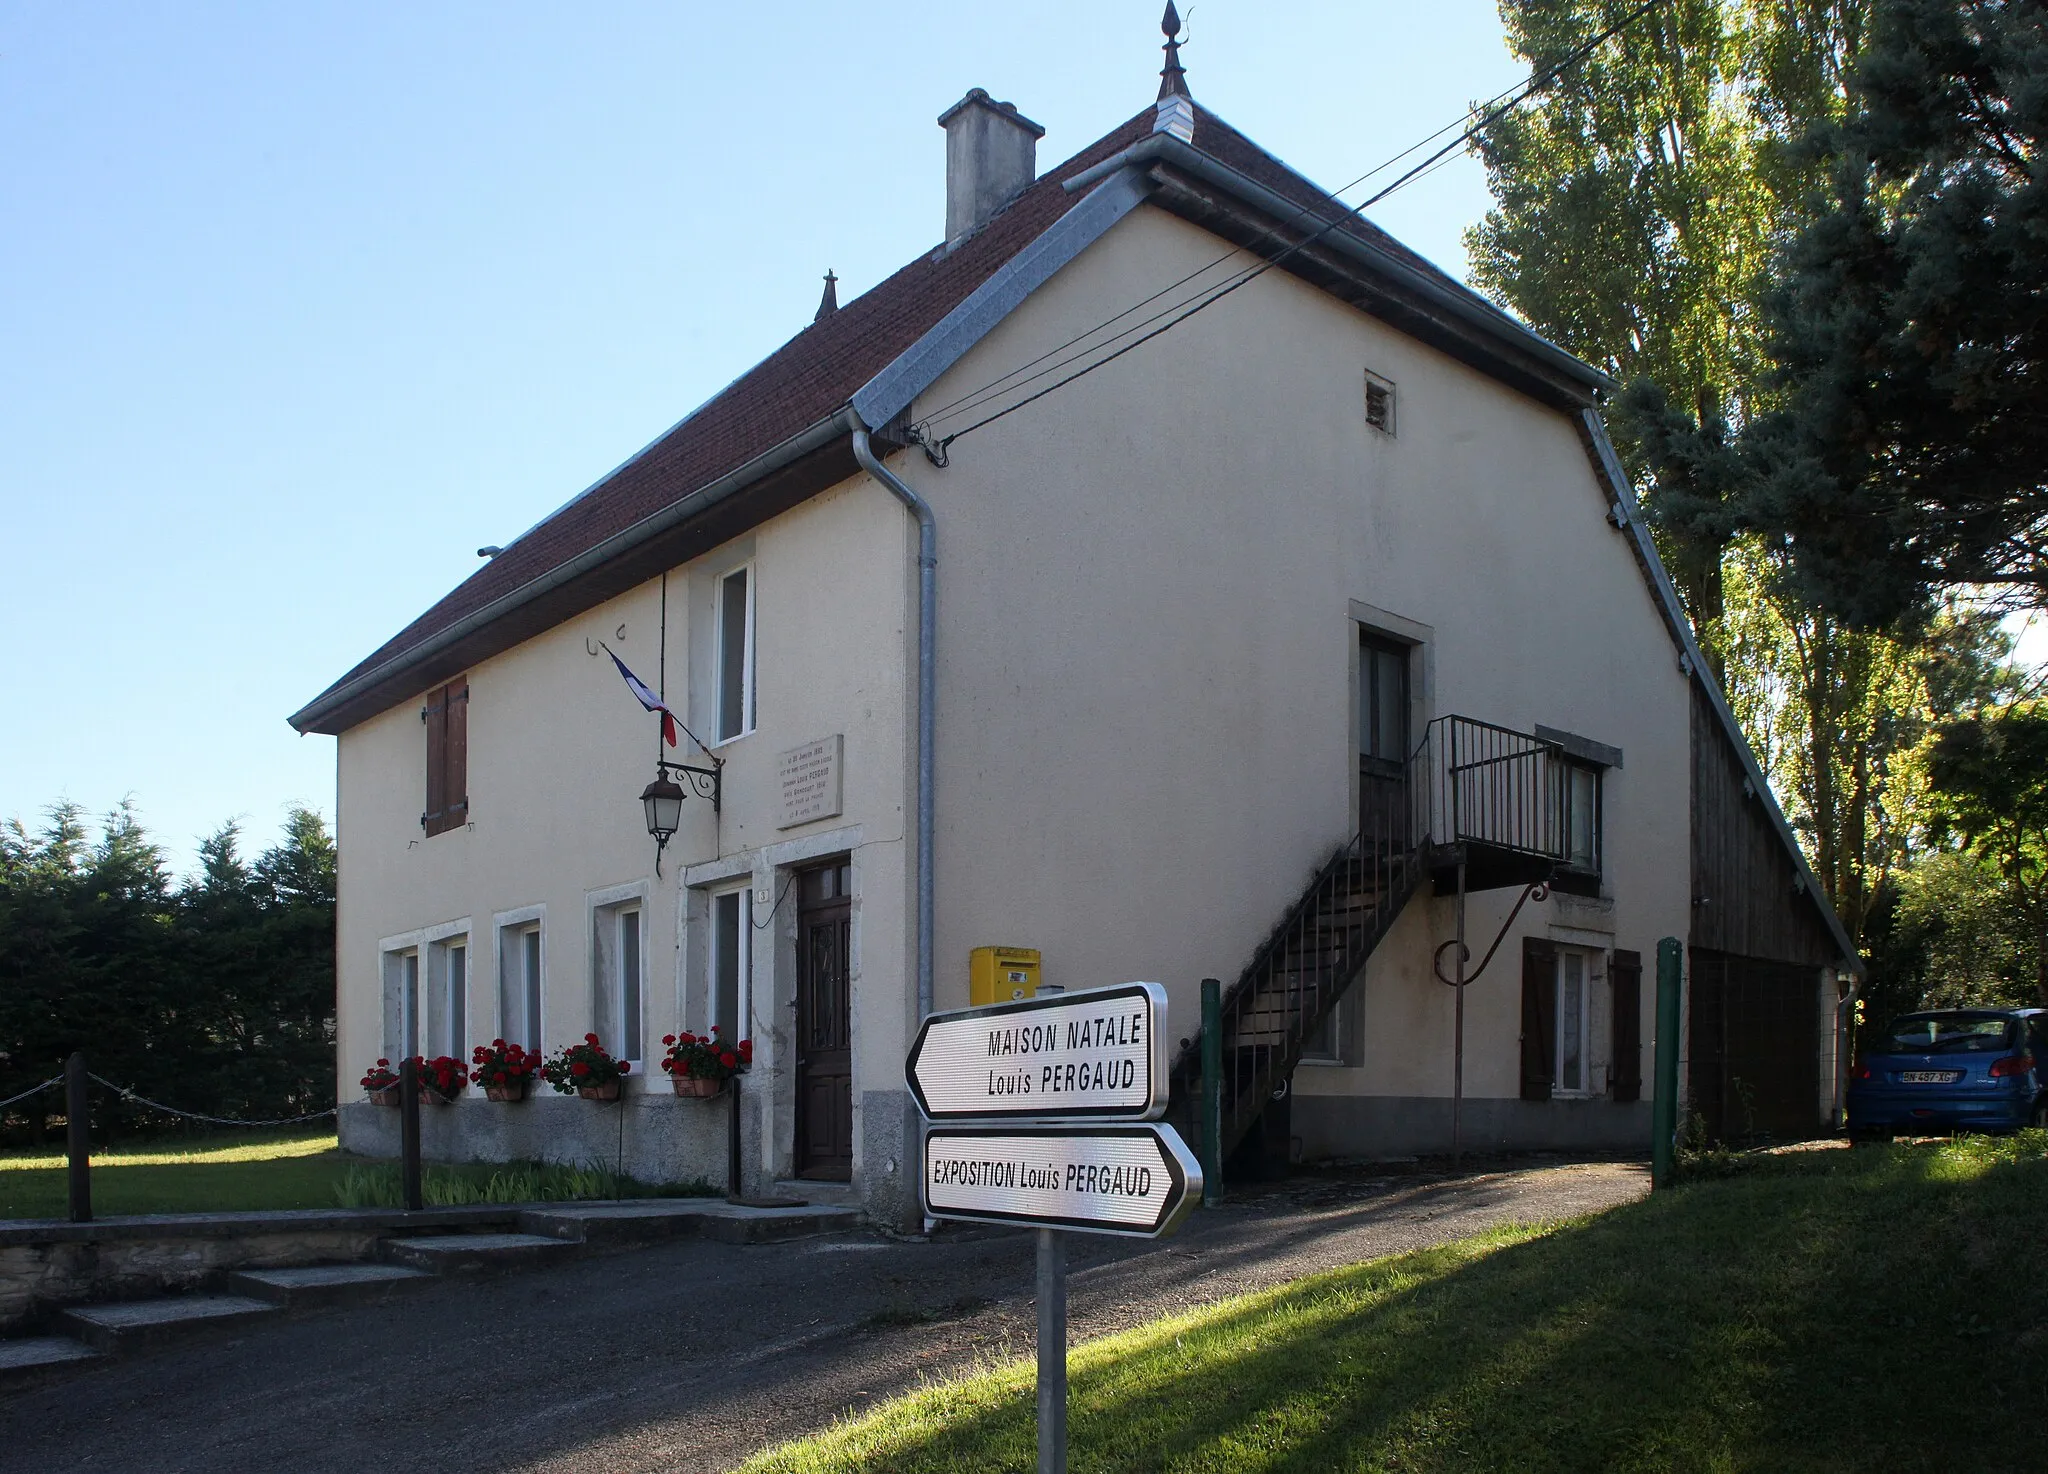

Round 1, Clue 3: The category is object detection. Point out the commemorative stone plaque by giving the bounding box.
[776,735,843,829]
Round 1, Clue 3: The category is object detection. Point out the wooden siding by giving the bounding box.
[1689,683,1839,967]
[1688,948,1824,1139]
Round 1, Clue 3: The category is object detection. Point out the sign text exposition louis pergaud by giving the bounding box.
[922,1124,1200,1237]
[905,982,1168,1121]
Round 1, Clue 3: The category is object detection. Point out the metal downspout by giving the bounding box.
[848,416,937,1022]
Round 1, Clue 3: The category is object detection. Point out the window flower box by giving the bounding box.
[542,1034,631,1101]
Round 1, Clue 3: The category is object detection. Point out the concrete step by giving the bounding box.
[520,1197,862,1247]
[56,1294,280,1353]
[690,1201,863,1245]
[520,1200,717,1246]
[227,1262,436,1308]
[0,1335,101,1384]
[776,1178,858,1210]
[380,1232,580,1274]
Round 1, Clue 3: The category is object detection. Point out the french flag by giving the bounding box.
[607,648,678,748]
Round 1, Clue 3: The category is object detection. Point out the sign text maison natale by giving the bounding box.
[905,982,1168,1121]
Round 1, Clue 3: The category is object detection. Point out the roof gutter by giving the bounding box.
[288,410,852,734]
[1064,133,1614,398]
[847,410,938,1024]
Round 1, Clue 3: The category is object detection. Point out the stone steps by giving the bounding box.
[227,1263,436,1308]
[57,1294,280,1354]
[0,1335,102,1385]
[0,1196,865,1383]
[379,1231,579,1274]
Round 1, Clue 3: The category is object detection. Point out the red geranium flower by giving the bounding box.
[571,1061,590,1077]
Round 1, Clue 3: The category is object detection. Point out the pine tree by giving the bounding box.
[1745,0,2045,623]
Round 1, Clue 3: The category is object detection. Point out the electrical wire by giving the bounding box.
[914,0,1662,452]
[912,44,1599,432]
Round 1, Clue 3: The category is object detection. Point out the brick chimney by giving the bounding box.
[937,89,1045,246]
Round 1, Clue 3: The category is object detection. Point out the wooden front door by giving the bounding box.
[1359,631,1411,845]
[794,859,854,1179]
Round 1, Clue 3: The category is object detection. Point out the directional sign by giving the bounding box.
[922,1123,1201,1238]
[906,982,1168,1122]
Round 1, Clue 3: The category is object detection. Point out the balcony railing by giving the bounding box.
[1412,715,1570,864]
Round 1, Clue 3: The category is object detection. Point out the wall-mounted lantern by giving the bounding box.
[640,759,721,873]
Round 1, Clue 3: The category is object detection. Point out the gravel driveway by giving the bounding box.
[3,1157,1644,1474]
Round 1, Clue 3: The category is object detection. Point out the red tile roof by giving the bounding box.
[295,102,1515,730]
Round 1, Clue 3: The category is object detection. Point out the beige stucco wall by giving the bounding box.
[334,473,917,1207]
[892,204,1691,1149]
[332,197,1698,1195]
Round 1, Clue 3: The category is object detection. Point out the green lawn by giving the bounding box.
[743,1133,2048,1473]
[0,1130,349,1217]
[0,1130,717,1218]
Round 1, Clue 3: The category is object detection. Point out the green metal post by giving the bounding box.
[1651,937,1683,1189]
[1200,977,1222,1207]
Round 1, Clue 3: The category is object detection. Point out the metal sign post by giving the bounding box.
[1036,1227,1066,1474]
[908,983,1201,1474]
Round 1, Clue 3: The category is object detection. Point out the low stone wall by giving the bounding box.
[0,1207,511,1331]
[337,1093,731,1189]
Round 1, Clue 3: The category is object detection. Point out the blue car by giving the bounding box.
[1848,1008,2048,1139]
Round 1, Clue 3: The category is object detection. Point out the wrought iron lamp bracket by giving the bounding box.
[656,756,723,813]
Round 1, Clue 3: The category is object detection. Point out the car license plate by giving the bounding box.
[1900,1070,1962,1084]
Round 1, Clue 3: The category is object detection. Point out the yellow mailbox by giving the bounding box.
[970,946,1043,1006]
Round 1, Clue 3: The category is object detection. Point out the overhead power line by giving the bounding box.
[911,0,1662,455]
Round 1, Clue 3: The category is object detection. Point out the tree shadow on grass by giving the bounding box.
[757,1139,2048,1473]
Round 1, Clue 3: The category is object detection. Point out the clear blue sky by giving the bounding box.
[2,0,1528,875]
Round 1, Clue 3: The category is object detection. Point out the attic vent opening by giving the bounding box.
[1365,372,1396,436]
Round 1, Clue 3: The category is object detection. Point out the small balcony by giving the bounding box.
[1407,715,1573,893]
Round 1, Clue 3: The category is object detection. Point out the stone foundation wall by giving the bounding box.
[0,1229,378,1330]
[337,1095,729,1188]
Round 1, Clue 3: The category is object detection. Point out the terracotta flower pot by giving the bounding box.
[421,1086,462,1106]
[484,1082,530,1103]
[577,1081,623,1101]
[368,1085,401,1107]
[671,1075,723,1099]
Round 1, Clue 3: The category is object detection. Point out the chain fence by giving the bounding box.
[0,1070,338,1129]
[0,1076,63,1113]
[84,1074,337,1129]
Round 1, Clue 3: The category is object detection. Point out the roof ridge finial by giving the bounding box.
[815,270,839,322]
[1158,3,1190,101]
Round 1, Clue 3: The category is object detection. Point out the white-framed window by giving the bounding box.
[709,884,751,1043]
[591,890,647,1066]
[496,910,545,1054]
[381,942,422,1060]
[1554,948,1595,1095]
[1299,996,1347,1066]
[1563,762,1601,872]
[715,563,755,743]
[426,930,470,1063]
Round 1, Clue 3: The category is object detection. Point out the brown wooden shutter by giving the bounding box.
[1520,937,1557,1101]
[422,678,469,837]
[1610,949,1643,1103]
[444,680,468,828]
[422,687,447,834]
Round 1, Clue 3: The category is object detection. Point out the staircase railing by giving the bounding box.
[1168,758,1425,1161]
[1166,714,1573,1169]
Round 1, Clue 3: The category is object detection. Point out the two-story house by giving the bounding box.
[292,25,1859,1228]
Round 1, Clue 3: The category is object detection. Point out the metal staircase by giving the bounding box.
[1167,715,1572,1167]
